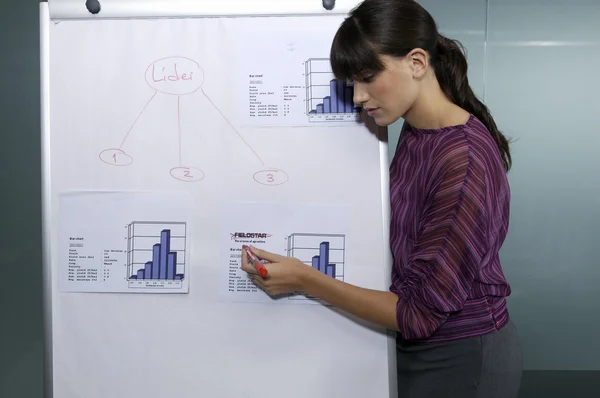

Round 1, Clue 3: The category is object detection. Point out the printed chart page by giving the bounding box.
[220,201,350,304]
[231,20,363,128]
[58,191,192,293]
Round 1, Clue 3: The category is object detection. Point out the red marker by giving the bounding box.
[243,245,268,277]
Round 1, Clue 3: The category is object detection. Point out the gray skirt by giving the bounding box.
[396,320,523,398]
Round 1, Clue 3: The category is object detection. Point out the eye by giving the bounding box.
[360,72,377,83]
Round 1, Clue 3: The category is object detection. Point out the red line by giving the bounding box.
[201,88,265,166]
[119,91,158,149]
[178,95,182,166]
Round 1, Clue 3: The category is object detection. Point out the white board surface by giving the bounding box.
[41,2,396,397]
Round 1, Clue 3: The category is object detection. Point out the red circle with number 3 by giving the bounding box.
[253,169,289,186]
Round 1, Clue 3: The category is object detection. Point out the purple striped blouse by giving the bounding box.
[389,114,512,343]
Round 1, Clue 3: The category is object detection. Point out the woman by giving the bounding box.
[241,0,523,396]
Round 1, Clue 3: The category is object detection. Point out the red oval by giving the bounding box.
[170,166,204,182]
[99,148,133,166]
[253,169,289,186]
[145,56,204,96]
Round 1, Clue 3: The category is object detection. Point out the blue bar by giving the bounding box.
[167,252,177,279]
[152,244,160,279]
[326,264,336,278]
[345,86,354,113]
[323,97,331,113]
[312,255,320,270]
[159,229,170,279]
[175,274,184,280]
[144,261,152,280]
[318,242,329,274]
[329,80,338,113]
[316,104,324,113]
[336,80,345,113]
[136,270,144,279]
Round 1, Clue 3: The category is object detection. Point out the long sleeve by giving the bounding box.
[392,142,488,340]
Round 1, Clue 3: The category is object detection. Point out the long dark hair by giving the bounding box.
[330,0,512,172]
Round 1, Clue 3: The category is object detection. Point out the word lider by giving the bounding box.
[144,56,205,95]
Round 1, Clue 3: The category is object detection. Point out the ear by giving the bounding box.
[407,48,429,79]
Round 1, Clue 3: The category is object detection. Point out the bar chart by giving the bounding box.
[127,221,186,289]
[286,233,345,301]
[304,58,360,123]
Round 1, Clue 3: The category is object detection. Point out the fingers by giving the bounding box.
[249,276,285,298]
[249,274,265,290]
[240,248,259,275]
[249,245,286,263]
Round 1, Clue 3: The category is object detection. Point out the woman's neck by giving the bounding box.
[403,78,470,130]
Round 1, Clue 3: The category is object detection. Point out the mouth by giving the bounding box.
[365,107,380,116]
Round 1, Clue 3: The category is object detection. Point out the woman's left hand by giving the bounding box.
[241,245,309,297]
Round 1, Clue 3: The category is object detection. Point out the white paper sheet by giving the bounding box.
[58,191,192,293]
[220,201,350,303]
[232,24,363,127]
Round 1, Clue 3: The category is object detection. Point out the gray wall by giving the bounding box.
[0,0,44,397]
[1,0,598,397]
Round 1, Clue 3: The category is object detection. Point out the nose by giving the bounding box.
[352,82,369,106]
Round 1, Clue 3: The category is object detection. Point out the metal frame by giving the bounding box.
[39,3,54,397]
[46,0,358,20]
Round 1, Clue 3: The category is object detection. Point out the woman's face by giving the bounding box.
[352,53,423,126]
